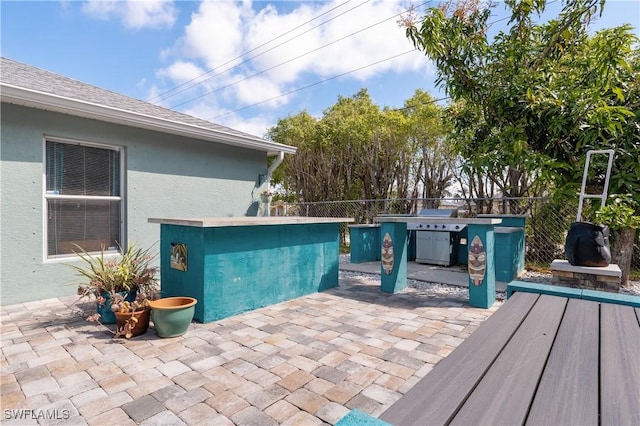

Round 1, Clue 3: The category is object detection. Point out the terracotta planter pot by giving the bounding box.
[115,308,150,338]
[149,297,197,338]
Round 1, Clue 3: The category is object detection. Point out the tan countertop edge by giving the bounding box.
[373,216,502,225]
[148,216,355,227]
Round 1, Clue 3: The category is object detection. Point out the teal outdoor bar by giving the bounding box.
[479,214,526,282]
[148,216,354,323]
[348,224,381,263]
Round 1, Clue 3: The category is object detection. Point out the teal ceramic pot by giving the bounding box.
[149,297,197,338]
[96,294,116,324]
[96,290,137,324]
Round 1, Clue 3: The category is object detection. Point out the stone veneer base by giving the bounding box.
[550,259,622,293]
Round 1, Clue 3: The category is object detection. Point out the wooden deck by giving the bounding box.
[379,291,640,425]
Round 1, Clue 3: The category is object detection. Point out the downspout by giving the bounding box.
[266,151,285,185]
[258,151,285,217]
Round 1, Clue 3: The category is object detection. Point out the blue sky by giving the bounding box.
[2,0,639,138]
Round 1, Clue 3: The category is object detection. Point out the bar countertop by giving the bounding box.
[148,216,354,227]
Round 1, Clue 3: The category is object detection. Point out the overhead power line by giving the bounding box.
[169,1,431,109]
[208,11,527,119]
[395,96,452,111]
[211,49,416,120]
[162,2,538,123]
[148,0,369,104]
[157,0,436,108]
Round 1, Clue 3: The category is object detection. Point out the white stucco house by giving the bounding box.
[0,57,296,305]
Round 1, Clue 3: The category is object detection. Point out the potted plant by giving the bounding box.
[261,189,273,202]
[111,292,153,338]
[71,242,159,325]
[260,190,273,217]
[148,296,197,338]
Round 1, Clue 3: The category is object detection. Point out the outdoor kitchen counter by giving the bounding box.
[373,216,502,225]
[373,215,503,308]
[148,216,354,323]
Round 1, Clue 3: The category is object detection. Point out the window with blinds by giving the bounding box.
[45,139,123,258]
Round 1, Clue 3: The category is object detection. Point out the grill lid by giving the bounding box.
[417,208,458,218]
[410,208,465,231]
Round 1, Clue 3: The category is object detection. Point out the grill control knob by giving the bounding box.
[455,225,460,230]
[426,224,430,229]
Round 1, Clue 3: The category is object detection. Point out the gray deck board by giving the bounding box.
[378,291,539,426]
[379,291,640,426]
[600,302,640,425]
[450,294,567,425]
[526,298,599,425]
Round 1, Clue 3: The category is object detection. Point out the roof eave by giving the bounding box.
[0,84,297,155]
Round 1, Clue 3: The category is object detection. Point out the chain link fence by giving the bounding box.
[271,197,639,274]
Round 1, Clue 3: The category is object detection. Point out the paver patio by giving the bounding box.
[1,272,500,425]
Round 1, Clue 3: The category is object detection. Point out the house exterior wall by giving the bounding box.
[0,103,266,305]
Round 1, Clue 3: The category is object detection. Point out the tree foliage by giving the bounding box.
[402,0,639,209]
[403,89,455,204]
[267,89,454,215]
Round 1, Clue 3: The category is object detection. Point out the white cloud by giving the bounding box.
[179,1,247,66]
[243,0,429,82]
[158,60,206,83]
[232,74,290,108]
[153,0,434,126]
[82,0,177,30]
[180,100,272,137]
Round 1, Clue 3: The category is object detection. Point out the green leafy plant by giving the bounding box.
[71,242,159,297]
[596,194,640,286]
[70,242,160,337]
[596,194,640,230]
[400,0,639,204]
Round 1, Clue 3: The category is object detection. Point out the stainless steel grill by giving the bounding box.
[411,209,466,266]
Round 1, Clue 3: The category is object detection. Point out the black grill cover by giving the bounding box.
[564,221,611,267]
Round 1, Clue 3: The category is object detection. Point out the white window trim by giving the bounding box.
[42,135,125,263]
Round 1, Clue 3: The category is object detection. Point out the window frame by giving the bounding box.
[42,135,126,262]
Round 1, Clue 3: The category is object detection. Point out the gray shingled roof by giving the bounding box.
[0,57,296,154]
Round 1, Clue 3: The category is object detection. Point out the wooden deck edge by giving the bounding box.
[581,289,640,307]
[507,281,640,307]
[506,281,582,299]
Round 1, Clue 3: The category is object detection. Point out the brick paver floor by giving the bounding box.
[0,274,501,425]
